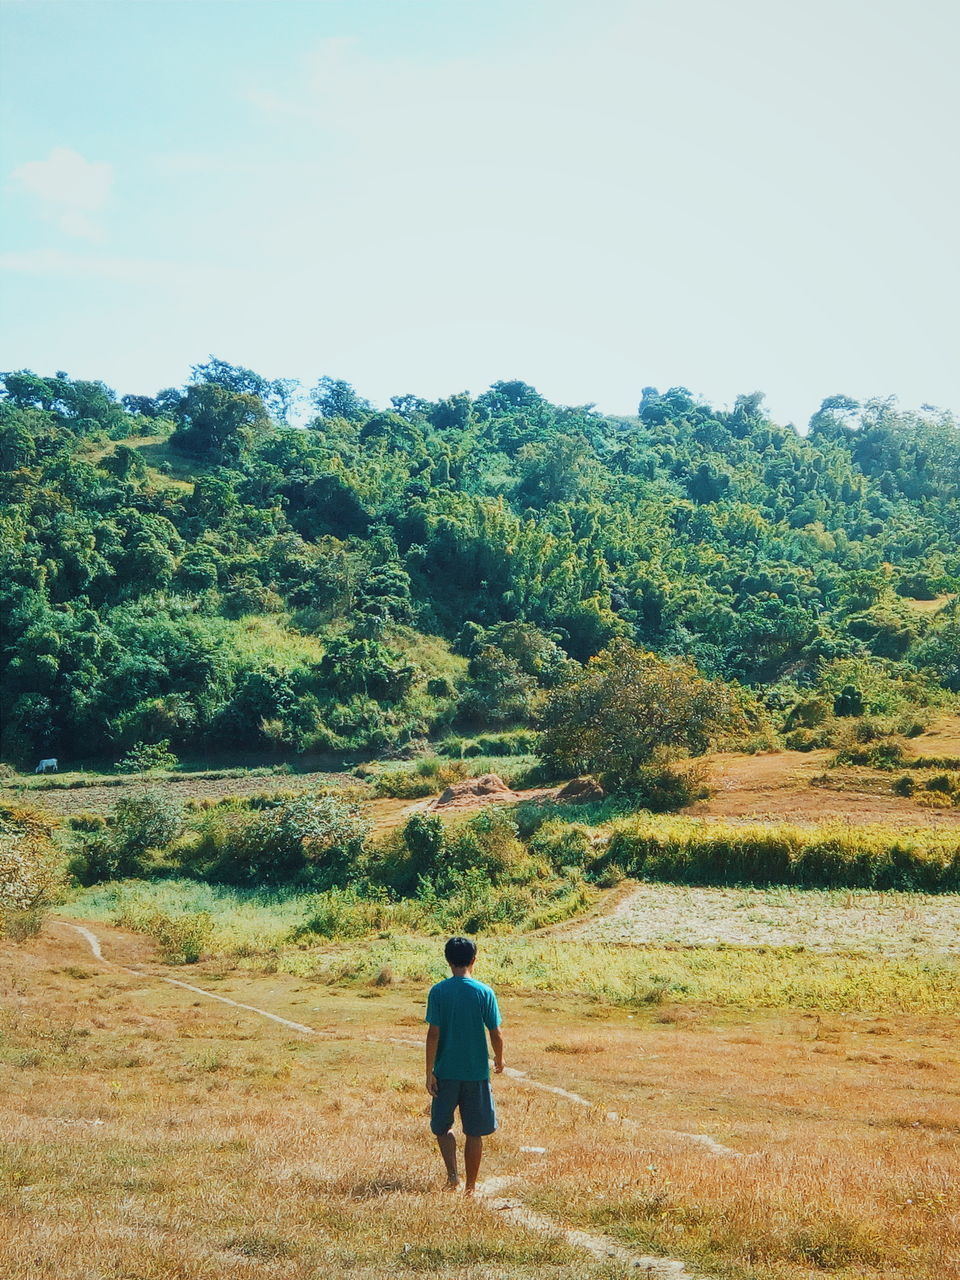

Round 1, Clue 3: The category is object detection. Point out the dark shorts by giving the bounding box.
[430,1078,497,1138]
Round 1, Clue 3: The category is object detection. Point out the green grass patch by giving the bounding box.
[61,883,959,1013]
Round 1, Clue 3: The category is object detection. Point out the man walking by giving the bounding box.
[425,936,504,1194]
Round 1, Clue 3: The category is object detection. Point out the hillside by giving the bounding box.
[2,363,958,767]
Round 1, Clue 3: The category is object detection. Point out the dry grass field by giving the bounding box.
[562,882,960,956]
[2,920,957,1280]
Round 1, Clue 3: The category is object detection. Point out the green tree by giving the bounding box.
[540,640,743,789]
[310,376,372,422]
[170,383,270,461]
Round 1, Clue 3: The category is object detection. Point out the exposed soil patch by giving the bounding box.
[555,777,606,804]
[424,773,557,814]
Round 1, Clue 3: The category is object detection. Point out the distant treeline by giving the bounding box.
[1,360,958,764]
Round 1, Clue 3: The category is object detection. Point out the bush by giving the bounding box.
[372,759,468,798]
[626,761,711,812]
[833,684,864,717]
[114,789,185,853]
[67,812,107,832]
[69,789,185,885]
[925,772,959,794]
[529,820,594,869]
[368,807,541,898]
[783,698,831,730]
[115,900,213,963]
[438,730,541,758]
[914,791,955,810]
[294,887,418,940]
[892,775,917,797]
[0,803,64,937]
[784,727,834,752]
[116,740,179,773]
[206,793,371,887]
[833,740,906,769]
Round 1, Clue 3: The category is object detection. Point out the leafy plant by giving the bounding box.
[541,641,745,790]
[116,740,179,773]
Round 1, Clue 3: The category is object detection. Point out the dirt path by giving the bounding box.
[477,1176,704,1277]
[54,919,738,1278]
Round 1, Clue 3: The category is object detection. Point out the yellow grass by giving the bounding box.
[226,615,326,669]
[2,922,958,1279]
[901,593,957,615]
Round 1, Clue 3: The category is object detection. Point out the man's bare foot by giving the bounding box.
[463,1184,476,1196]
[444,1178,460,1191]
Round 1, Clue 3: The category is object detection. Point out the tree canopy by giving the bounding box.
[1,362,957,765]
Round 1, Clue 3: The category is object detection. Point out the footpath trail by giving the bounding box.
[54,919,739,1279]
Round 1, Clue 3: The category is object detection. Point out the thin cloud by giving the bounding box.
[0,247,213,291]
[9,147,113,240]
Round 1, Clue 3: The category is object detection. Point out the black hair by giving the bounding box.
[444,936,477,968]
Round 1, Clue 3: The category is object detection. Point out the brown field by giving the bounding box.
[905,714,960,762]
[11,720,960,834]
[684,750,960,828]
[0,770,353,820]
[2,921,957,1279]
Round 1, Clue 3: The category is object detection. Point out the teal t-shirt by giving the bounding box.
[425,975,502,1082]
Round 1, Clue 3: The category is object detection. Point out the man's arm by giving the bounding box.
[489,1025,504,1074]
[425,1024,440,1095]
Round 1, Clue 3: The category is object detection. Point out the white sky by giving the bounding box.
[1,0,957,427]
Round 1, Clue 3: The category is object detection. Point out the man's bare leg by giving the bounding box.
[463,1136,483,1193]
[436,1131,459,1188]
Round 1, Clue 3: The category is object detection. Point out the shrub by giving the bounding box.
[783,698,831,730]
[115,900,213,963]
[0,804,64,938]
[113,789,185,853]
[626,760,711,812]
[833,684,864,717]
[833,740,906,769]
[116,739,179,773]
[914,791,955,810]
[892,775,917,797]
[449,807,535,882]
[368,807,542,898]
[208,793,371,887]
[294,887,416,940]
[70,789,185,885]
[529,820,593,869]
[925,772,959,794]
[438,730,542,758]
[372,759,468,798]
[67,812,107,832]
[784,727,834,752]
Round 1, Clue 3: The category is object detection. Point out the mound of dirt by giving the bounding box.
[556,777,605,804]
[429,773,519,811]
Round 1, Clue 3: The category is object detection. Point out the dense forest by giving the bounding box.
[2,360,958,766]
